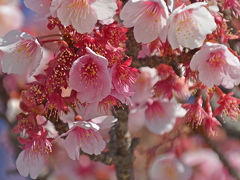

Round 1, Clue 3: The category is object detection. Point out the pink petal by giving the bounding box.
[64,131,80,160]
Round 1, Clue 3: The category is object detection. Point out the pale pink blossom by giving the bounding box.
[0,30,43,75]
[166,2,216,49]
[120,0,169,43]
[16,130,52,179]
[128,106,146,134]
[69,47,111,103]
[149,153,192,180]
[131,67,158,105]
[145,98,186,134]
[50,0,117,34]
[63,121,106,160]
[91,115,117,140]
[24,0,52,14]
[181,149,228,180]
[0,4,23,36]
[190,42,240,88]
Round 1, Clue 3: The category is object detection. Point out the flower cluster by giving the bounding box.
[0,0,240,179]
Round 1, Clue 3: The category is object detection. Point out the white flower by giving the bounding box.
[120,0,169,43]
[0,30,43,75]
[190,42,240,88]
[50,0,117,34]
[166,2,216,49]
[149,153,192,180]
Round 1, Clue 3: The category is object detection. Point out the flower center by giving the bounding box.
[144,2,162,23]
[207,51,226,68]
[16,40,37,62]
[175,10,199,42]
[80,61,98,87]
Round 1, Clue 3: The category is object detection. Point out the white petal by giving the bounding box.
[134,14,164,43]
[29,155,44,179]
[91,0,117,20]
[80,131,106,155]
[120,0,146,27]
[71,4,97,33]
[64,132,80,160]
[16,151,29,177]
[91,115,117,130]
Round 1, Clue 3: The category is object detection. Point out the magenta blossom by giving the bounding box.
[69,47,111,103]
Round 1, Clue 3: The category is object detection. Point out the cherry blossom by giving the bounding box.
[120,0,169,43]
[182,95,208,128]
[0,4,23,36]
[145,98,186,134]
[0,30,43,75]
[149,153,192,180]
[63,121,106,160]
[166,2,216,49]
[50,0,117,34]
[69,47,111,103]
[16,129,52,179]
[213,90,240,120]
[110,58,138,104]
[181,149,229,180]
[131,67,157,105]
[1,0,239,179]
[24,0,52,14]
[190,42,240,88]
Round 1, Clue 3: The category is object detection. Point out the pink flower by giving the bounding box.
[69,47,111,103]
[63,121,106,160]
[24,0,52,14]
[50,0,117,33]
[202,94,221,135]
[213,91,240,120]
[166,2,216,49]
[190,42,240,88]
[182,95,208,128]
[145,98,185,134]
[110,58,138,101]
[131,67,158,105]
[0,4,23,36]
[0,30,43,75]
[181,149,229,180]
[154,75,190,102]
[149,153,192,180]
[120,0,169,43]
[16,130,52,179]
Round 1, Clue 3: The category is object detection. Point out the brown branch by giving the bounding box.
[109,105,139,180]
[80,151,114,165]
